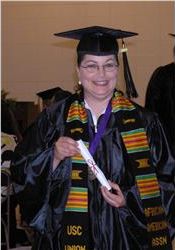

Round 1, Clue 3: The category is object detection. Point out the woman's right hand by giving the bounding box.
[53,136,79,170]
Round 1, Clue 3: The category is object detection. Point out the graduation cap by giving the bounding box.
[37,87,71,110]
[37,87,62,101]
[54,26,138,98]
[54,89,71,102]
[54,26,137,54]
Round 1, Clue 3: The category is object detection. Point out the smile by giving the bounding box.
[93,80,108,86]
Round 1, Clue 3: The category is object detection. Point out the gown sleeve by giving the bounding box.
[145,112,175,234]
[10,106,72,235]
[118,111,175,243]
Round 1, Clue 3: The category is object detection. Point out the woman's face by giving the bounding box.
[77,54,118,101]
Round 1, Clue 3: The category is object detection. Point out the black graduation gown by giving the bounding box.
[145,63,175,155]
[10,93,175,250]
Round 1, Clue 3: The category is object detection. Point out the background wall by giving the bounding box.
[2,1,175,105]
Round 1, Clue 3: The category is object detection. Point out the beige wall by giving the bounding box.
[2,1,174,105]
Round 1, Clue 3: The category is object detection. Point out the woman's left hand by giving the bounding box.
[100,180,126,208]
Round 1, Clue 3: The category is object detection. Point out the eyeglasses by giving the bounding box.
[80,63,118,73]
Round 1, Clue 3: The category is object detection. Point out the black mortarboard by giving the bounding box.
[37,87,71,110]
[37,87,62,100]
[54,26,137,55]
[54,26,138,98]
[53,89,71,102]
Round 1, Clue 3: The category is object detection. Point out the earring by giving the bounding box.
[78,80,82,85]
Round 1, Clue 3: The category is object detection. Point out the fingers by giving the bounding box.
[101,181,126,208]
[54,137,80,161]
[108,180,121,194]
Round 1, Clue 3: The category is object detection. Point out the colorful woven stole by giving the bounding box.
[111,91,172,249]
[60,98,90,250]
[61,92,172,250]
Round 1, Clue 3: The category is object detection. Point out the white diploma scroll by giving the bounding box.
[77,139,111,190]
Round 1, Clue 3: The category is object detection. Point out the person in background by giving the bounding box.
[37,87,71,111]
[145,33,175,156]
[11,26,175,250]
[1,100,29,249]
[1,100,23,143]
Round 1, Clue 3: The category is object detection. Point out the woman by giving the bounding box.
[11,26,175,250]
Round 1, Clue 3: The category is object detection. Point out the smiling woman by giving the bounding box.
[77,54,118,108]
[10,26,175,250]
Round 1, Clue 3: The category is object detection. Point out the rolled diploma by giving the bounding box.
[77,139,111,190]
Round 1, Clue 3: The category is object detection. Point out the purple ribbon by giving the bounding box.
[89,101,112,156]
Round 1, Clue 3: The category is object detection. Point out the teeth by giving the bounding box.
[94,81,107,85]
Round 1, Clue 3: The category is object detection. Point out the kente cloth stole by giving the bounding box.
[60,98,90,250]
[61,92,172,250]
[112,92,172,250]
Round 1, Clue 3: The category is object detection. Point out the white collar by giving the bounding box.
[84,99,106,132]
